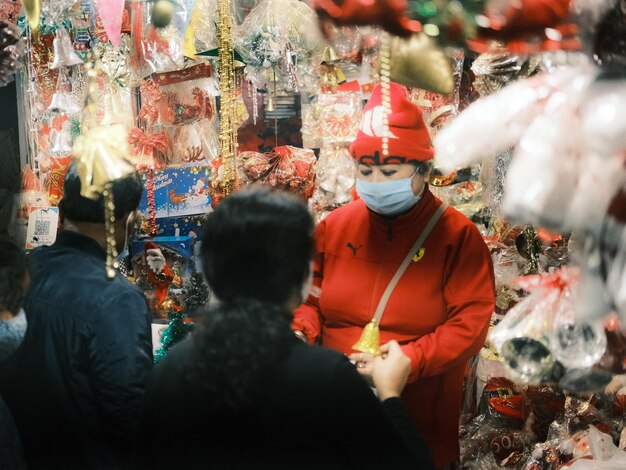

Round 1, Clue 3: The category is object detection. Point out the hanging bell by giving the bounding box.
[321,45,340,65]
[266,94,276,112]
[352,320,381,355]
[49,126,73,156]
[378,33,455,96]
[50,28,82,69]
[47,68,80,114]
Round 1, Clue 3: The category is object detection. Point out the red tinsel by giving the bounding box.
[146,169,157,237]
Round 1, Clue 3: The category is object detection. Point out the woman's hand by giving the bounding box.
[350,341,411,400]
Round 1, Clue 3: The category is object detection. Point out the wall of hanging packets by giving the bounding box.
[2,0,626,465]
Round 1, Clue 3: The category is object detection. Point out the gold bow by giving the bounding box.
[72,124,135,200]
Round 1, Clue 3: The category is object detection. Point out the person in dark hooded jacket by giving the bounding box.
[0,162,152,470]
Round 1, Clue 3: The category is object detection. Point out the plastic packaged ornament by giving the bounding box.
[130,0,185,79]
[40,0,77,28]
[47,68,80,115]
[234,0,323,91]
[50,28,82,69]
[489,269,575,384]
[238,146,316,199]
[549,309,607,371]
[471,51,541,97]
[309,146,356,222]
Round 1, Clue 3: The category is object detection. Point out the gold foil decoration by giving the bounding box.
[381,33,455,96]
[72,125,135,200]
[23,0,41,37]
[352,320,382,355]
[217,0,237,194]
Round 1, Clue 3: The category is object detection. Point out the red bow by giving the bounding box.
[515,267,577,292]
[128,128,171,169]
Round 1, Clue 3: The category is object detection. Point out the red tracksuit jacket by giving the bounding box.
[293,188,495,468]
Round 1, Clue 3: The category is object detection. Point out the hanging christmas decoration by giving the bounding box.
[217,0,237,195]
[50,28,82,69]
[377,32,454,95]
[235,0,322,91]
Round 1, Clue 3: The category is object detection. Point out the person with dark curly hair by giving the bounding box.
[135,186,433,469]
[0,237,29,470]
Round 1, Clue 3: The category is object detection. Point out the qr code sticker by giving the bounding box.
[34,220,50,237]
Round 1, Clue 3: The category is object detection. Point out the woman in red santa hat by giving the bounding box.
[293,82,495,469]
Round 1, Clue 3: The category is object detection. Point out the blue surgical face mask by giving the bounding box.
[356,173,421,216]
[0,309,27,361]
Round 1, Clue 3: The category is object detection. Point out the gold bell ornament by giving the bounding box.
[377,33,455,96]
[352,319,381,356]
[50,28,82,69]
[321,45,339,65]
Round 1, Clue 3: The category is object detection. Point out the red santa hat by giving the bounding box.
[350,82,434,164]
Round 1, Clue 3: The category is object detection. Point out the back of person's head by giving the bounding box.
[201,185,314,306]
[0,237,29,316]
[191,186,314,410]
[60,160,143,224]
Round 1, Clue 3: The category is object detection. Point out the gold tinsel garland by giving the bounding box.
[217,0,237,195]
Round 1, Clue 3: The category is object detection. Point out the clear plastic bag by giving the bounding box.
[309,146,356,222]
[131,0,189,79]
[234,0,323,91]
[238,146,316,198]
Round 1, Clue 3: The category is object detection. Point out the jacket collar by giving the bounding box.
[53,230,107,261]
[367,186,441,236]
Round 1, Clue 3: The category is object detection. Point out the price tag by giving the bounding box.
[25,207,59,250]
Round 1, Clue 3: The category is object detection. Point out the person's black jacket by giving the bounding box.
[135,335,434,469]
[0,230,153,469]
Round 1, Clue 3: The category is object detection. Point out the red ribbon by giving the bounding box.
[128,127,171,169]
[515,267,577,292]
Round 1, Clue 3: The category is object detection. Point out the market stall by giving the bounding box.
[1,0,625,467]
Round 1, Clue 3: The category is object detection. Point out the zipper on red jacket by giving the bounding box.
[386,221,393,241]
